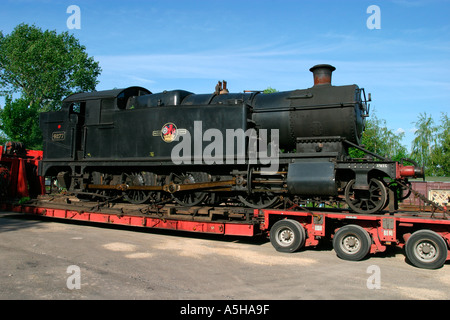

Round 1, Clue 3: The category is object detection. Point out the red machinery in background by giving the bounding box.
[0,142,45,200]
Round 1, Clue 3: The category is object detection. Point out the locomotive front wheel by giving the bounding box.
[333,225,372,261]
[270,219,306,253]
[345,178,387,214]
[405,230,448,269]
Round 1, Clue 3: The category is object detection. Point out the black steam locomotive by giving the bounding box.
[39,64,423,214]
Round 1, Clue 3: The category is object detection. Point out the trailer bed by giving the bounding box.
[2,198,449,269]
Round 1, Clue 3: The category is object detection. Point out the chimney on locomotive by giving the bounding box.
[310,64,336,86]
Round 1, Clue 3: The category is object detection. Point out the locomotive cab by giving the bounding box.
[39,86,150,176]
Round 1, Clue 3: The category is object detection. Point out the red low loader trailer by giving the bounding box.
[3,201,449,270]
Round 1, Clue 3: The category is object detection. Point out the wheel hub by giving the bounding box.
[342,235,360,253]
[281,230,293,242]
[416,241,437,261]
[278,229,294,245]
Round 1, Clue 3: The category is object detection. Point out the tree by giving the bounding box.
[429,113,450,176]
[411,113,437,175]
[1,96,41,148]
[348,111,408,161]
[263,87,278,94]
[0,23,101,148]
[410,112,450,177]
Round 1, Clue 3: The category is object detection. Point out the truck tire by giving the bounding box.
[405,229,448,269]
[333,224,372,261]
[270,219,306,253]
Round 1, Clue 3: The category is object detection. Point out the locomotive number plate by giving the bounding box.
[52,131,66,141]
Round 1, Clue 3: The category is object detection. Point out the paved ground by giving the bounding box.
[0,211,449,303]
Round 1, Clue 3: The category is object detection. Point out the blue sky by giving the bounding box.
[1,0,449,151]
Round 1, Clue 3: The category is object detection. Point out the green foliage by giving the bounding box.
[0,23,101,149]
[0,96,42,148]
[430,113,450,176]
[412,112,450,176]
[18,196,31,204]
[348,111,407,161]
[410,113,435,173]
[348,111,449,177]
[263,87,278,94]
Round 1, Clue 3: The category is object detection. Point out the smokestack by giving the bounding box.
[310,64,336,86]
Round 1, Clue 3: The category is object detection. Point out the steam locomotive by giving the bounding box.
[39,64,423,214]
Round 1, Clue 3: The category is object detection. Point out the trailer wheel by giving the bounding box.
[333,225,372,261]
[270,219,306,253]
[405,230,448,269]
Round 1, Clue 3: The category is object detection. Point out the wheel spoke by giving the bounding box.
[123,172,153,204]
[171,172,209,206]
[345,179,387,214]
[238,193,278,209]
